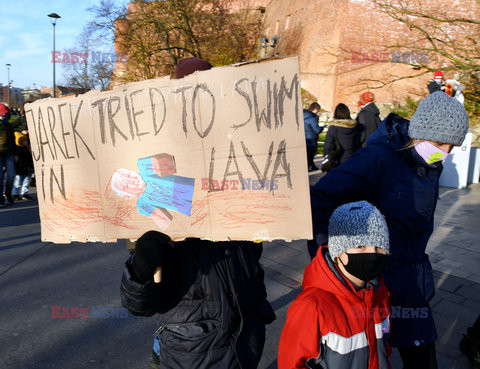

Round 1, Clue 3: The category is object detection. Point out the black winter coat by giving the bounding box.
[121,238,275,369]
[15,145,34,175]
[324,119,361,163]
[0,120,15,156]
[357,103,381,147]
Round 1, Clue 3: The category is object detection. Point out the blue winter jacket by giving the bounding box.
[304,109,323,147]
[310,113,442,347]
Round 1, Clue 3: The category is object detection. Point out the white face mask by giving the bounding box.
[414,141,449,164]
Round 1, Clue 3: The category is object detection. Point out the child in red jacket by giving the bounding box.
[278,201,391,369]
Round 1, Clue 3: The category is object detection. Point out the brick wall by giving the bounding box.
[262,0,479,112]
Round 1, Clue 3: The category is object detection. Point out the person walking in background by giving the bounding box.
[308,91,469,369]
[445,78,466,106]
[120,58,275,369]
[13,132,33,201]
[303,102,324,172]
[427,71,445,94]
[322,103,361,171]
[357,91,381,147]
[279,201,391,369]
[0,104,17,207]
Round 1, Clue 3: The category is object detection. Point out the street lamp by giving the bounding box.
[48,13,61,98]
[5,63,11,107]
[261,36,269,58]
[261,35,279,58]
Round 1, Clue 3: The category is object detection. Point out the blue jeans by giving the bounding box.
[13,174,31,196]
[0,155,15,198]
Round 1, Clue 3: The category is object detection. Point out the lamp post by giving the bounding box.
[261,35,279,58]
[48,13,61,98]
[5,63,11,107]
[261,36,269,58]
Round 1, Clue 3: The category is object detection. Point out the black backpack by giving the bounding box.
[321,137,343,172]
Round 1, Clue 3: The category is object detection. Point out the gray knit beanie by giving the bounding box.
[408,91,469,146]
[328,201,389,260]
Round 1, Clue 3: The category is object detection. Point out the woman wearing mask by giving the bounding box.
[308,91,469,369]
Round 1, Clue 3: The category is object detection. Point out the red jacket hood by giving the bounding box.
[303,245,380,303]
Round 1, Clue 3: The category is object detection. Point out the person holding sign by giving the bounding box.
[279,201,391,369]
[120,58,276,369]
[309,91,469,369]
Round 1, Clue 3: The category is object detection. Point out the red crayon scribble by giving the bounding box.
[191,191,290,229]
[44,184,139,231]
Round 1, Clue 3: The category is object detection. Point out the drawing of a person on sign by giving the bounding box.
[111,153,195,230]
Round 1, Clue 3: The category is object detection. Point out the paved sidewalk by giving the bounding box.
[258,164,480,369]
[1,164,478,369]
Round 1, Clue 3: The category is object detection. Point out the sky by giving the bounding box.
[0,0,128,90]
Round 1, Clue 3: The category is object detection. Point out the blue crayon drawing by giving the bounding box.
[111,153,195,230]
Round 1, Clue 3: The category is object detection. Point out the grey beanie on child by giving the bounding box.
[328,201,389,260]
[408,91,469,146]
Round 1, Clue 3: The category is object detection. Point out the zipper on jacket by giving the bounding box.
[153,325,166,336]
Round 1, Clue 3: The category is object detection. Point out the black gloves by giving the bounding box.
[131,231,174,284]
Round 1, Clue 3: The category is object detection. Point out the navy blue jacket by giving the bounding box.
[304,109,323,147]
[310,113,442,347]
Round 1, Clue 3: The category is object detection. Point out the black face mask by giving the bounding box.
[340,252,387,282]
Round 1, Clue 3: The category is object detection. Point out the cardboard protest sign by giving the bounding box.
[25,56,312,243]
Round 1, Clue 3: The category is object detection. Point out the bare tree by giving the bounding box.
[62,30,114,91]
[88,0,263,82]
[365,0,480,101]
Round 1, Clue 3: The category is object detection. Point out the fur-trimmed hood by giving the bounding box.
[330,119,357,128]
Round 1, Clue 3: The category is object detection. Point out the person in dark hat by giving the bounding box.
[120,58,275,369]
[309,91,469,369]
[174,57,213,79]
[0,103,17,207]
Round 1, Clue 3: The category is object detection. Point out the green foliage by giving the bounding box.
[390,96,420,120]
[111,0,262,82]
[8,116,19,125]
[317,131,327,155]
[463,78,480,127]
[464,97,480,127]
[301,88,317,109]
[391,91,480,128]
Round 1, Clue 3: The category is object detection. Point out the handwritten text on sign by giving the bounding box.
[25,57,312,243]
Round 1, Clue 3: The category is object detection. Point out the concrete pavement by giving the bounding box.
[1,167,479,368]
[258,166,480,369]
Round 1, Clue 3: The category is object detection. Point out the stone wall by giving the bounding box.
[262,0,479,112]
